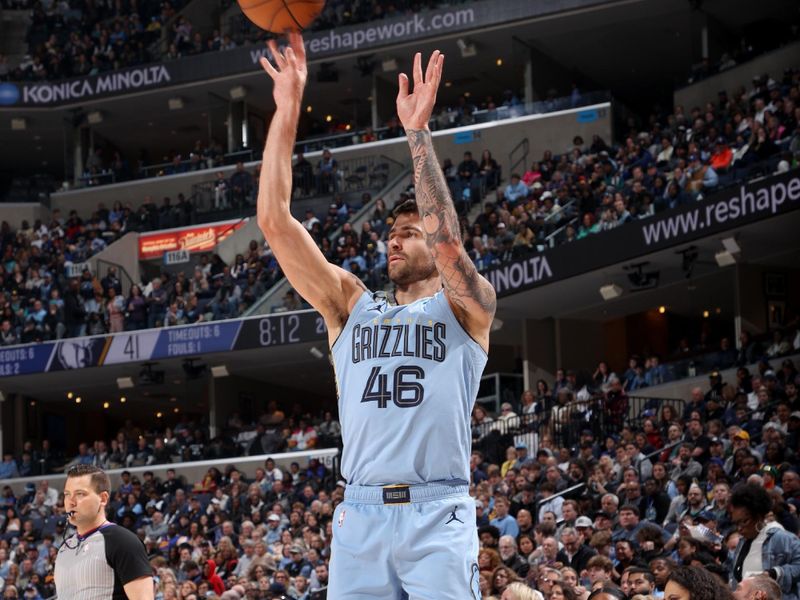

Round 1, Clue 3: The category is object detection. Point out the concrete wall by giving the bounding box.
[88,232,141,289]
[0,202,47,227]
[216,217,263,265]
[43,102,613,219]
[674,42,800,111]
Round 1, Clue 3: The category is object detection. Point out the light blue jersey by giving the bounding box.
[331,289,487,486]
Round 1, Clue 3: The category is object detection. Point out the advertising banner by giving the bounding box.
[0,171,796,377]
[485,169,800,297]
[0,0,609,107]
[138,219,246,260]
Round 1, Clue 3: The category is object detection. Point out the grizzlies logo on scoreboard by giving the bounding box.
[49,338,107,371]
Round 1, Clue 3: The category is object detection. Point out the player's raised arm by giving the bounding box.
[396,51,496,350]
[256,33,364,340]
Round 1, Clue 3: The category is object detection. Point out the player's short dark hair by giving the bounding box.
[66,464,111,495]
[392,199,419,218]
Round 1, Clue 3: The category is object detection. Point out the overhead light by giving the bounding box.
[658,306,666,314]
[716,237,740,266]
[117,376,134,389]
[103,402,110,409]
[309,347,324,359]
[599,284,623,301]
[87,111,103,125]
[715,250,737,267]
[168,97,184,110]
[381,57,398,72]
[306,105,313,113]
[496,58,503,66]
[11,117,26,131]
[211,365,229,378]
[703,310,710,318]
[721,237,740,254]
[120,396,127,403]
[156,412,163,418]
[75,397,82,404]
[229,85,247,100]
[67,392,74,399]
[456,38,477,58]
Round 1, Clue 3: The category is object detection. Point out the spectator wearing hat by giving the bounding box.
[286,545,312,578]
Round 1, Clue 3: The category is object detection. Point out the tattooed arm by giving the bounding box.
[397,51,496,351]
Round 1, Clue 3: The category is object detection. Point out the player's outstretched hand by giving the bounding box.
[259,32,307,109]
[397,50,444,131]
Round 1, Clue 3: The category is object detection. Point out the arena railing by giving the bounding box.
[2,447,339,497]
[625,396,686,428]
[293,91,611,155]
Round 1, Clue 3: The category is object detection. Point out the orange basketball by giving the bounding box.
[237,0,325,33]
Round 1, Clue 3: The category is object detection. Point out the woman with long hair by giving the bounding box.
[490,565,520,597]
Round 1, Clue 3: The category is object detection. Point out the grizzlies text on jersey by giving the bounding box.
[331,289,488,485]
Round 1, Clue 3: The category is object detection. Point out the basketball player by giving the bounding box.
[258,34,495,599]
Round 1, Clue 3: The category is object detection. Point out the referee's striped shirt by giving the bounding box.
[55,522,152,599]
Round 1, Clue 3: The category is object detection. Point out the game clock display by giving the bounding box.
[234,311,328,349]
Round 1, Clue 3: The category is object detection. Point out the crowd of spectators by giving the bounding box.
[457,69,799,264]
[5,0,187,82]
[0,356,798,599]
[0,403,342,480]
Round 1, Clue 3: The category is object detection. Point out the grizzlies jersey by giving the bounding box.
[331,289,488,485]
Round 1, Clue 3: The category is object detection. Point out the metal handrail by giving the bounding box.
[537,481,587,506]
[509,138,529,178]
[95,258,136,296]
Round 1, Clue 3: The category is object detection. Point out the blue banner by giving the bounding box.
[151,322,243,359]
[0,344,55,377]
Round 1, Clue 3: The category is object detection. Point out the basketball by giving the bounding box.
[237,0,325,33]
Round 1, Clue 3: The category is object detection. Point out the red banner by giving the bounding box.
[138,219,247,260]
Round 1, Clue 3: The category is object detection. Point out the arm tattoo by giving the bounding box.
[405,128,496,317]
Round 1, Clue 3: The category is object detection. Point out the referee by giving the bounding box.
[55,465,154,599]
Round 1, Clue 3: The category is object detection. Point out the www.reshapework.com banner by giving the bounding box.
[484,169,800,297]
[0,0,608,107]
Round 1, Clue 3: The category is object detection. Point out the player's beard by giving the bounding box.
[388,251,437,287]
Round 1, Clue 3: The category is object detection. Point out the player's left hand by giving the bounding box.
[396,50,444,131]
[260,32,307,109]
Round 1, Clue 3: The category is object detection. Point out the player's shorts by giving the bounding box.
[328,481,480,600]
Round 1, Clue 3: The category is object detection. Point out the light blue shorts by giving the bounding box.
[328,482,480,599]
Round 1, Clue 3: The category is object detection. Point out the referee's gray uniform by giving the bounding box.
[55,522,152,599]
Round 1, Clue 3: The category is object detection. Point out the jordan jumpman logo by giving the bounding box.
[445,506,464,525]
